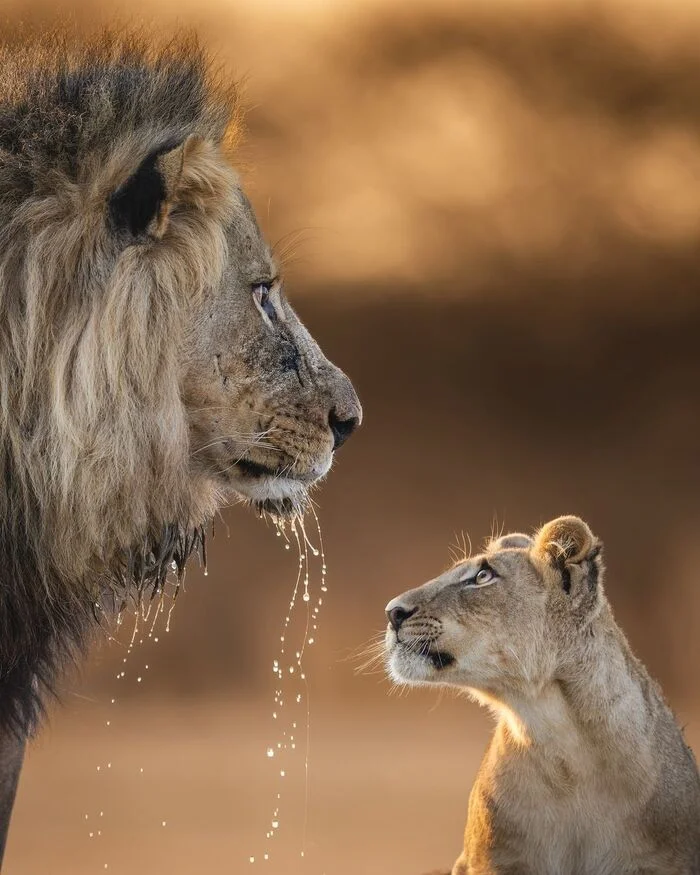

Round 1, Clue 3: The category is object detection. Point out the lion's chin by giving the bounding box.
[225,453,331,519]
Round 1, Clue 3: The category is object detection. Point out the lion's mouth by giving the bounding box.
[233,458,282,479]
[226,458,311,520]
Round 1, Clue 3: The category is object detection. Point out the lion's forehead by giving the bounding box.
[224,199,275,281]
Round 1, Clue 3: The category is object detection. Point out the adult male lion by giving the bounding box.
[0,32,361,861]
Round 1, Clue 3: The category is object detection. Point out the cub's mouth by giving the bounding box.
[411,639,456,670]
[386,632,456,683]
[421,646,456,670]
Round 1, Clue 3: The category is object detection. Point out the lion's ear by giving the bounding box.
[108,138,188,240]
[533,516,602,598]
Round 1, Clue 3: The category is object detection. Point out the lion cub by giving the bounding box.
[385,516,700,875]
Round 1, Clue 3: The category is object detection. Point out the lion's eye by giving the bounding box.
[253,282,277,323]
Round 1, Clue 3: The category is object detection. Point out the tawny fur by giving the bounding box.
[387,517,700,875]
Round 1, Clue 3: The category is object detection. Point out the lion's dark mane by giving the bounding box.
[0,33,237,736]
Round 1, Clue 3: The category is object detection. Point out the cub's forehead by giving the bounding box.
[448,534,533,579]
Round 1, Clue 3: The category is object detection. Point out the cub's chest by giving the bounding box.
[476,751,646,875]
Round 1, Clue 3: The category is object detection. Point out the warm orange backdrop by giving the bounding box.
[3,1,700,873]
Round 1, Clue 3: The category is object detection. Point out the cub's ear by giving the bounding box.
[533,516,602,598]
[108,138,188,240]
[534,516,597,565]
[489,533,534,550]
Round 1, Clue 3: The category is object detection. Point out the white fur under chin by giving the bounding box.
[231,453,332,506]
[236,474,311,505]
[386,645,438,687]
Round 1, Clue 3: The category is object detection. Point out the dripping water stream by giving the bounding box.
[248,506,327,868]
[85,558,203,872]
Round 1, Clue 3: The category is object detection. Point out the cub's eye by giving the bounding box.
[253,282,277,323]
[473,566,496,586]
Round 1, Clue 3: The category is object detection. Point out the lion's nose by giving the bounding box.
[328,408,360,451]
[385,602,417,633]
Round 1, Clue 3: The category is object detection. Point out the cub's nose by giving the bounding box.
[385,601,417,633]
[328,408,360,451]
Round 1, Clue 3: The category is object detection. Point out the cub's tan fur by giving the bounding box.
[385,517,700,875]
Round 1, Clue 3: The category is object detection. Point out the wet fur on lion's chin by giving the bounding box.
[229,455,331,520]
[233,471,314,521]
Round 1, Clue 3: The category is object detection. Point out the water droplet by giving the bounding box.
[162,821,167,827]
[266,748,274,758]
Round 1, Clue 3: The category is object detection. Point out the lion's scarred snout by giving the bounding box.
[328,408,360,450]
[324,366,362,451]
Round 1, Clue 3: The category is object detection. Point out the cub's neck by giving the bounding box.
[477,606,661,782]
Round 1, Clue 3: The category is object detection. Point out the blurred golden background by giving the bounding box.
[4,0,700,873]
